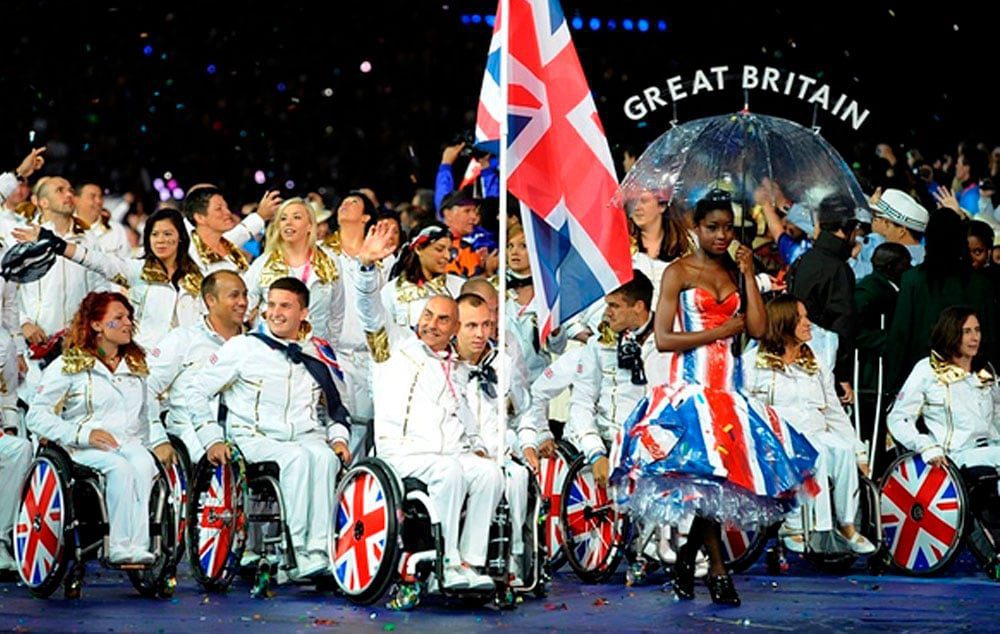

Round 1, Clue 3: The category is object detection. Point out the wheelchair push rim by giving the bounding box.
[538,444,573,570]
[880,452,966,576]
[331,460,401,605]
[559,455,628,584]
[720,525,769,573]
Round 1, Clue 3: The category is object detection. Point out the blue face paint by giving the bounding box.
[107,320,120,329]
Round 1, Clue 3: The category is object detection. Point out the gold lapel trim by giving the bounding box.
[755,344,820,375]
[259,247,340,290]
[192,231,249,272]
[61,347,148,376]
[395,274,450,304]
[139,260,203,296]
[930,351,994,386]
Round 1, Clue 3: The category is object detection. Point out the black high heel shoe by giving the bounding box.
[670,559,696,600]
[707,573,741,607]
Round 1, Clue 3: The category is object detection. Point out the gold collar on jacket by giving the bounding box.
[396,274,450,303]
[192,231,249,272]
[138,259,203,297]
[61,346,148,377]
[929,350,995,386]
[755,344,820,376]
[258,246,339,290]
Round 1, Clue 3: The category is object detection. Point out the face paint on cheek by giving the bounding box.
[107,320,120,330]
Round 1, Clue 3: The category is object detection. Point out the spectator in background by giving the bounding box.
[435,140,498,216]
[440,190,485,278]
[853,242,911,471]
[789,194,860,403]
[884,209,997,392]
[870,188,929,266]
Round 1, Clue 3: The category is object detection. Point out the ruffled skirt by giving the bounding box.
[610,382,819,529]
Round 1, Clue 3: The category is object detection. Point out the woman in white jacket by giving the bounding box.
[243,198,344,345]
[27,292,174,564]
[743,295,874,555]
[14,208,204,350]
[888,306,1000,469]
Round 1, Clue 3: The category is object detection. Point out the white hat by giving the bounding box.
[784,203,815,235]
[308,200,333,224]
[873,189,929,232]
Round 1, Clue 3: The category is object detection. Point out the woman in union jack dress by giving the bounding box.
[610,191,818,606]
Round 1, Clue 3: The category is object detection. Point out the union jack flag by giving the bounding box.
[197,464,239,580]
[881,454,962,571]
[333,470,388,593]
[539,453,569,560]
[15,460,64,587]
[563,468,620,571]
[477,0,632,343]
[312,337,344,381]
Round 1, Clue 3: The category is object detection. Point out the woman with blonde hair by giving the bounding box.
[243,197,344,344]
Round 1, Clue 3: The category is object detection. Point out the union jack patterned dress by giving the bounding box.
[610,287,819,528]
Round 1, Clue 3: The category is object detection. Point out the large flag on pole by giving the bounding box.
[478,0,633,342]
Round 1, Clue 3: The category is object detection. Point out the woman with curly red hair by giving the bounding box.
[26,292,174,564]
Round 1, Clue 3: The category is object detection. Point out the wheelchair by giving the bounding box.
[14,442,178,599]
[879,450,1000,576]
[164,434,191,570]
[558,452,631,584]
[720,473,882,575]
[186,443,310,597]
[537,440,577,572]
[329,455,547,610]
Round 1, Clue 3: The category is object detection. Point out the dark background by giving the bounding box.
[3,1,997,207]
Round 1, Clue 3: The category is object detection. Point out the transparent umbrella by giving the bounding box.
[615,111,869,238]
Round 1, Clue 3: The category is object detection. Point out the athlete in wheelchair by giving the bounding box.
[18,292,178,598]
[563,272,695,584]
[883,306,1000,577]
[740,296,879,572]
[184,277,351,596]
[330,234,505,608]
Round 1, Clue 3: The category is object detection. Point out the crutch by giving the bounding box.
[869,314,886,472]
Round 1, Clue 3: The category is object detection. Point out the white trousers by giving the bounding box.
[337,348,375,423]
[384,453,503,567]
[73,442,157,554]
[787,429,859,533]
[951,446,1000,469]
[0,434,32,544]
[505,461,529,556]
[166,419,205,465]
[235,433,339,555]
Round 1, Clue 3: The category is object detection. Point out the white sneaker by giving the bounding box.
[846,532,876,555]
[782,535,806,554]
[460,564,495,591]
[108,548,155,565]
[442,565,470,590]
[293,551,330,580]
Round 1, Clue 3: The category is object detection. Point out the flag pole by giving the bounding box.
[496,0,510,470]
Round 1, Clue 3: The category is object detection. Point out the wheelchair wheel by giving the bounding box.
[14,448,72,598]
[187,454,248,592]
[880,452,966,575]
[538,442,575,572]
[559,454,629,584]
[805,476,881,574]
[166,436,191,567]
[128,459,177,597]
[721,525,769,573]
[331,459,402,605]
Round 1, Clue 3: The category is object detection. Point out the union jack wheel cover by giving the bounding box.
[333,468,390,595]
[880,453,966,575]
[562,463,623,573]
[539,453,569,561]
[15,458,65,588]
[196,463,243,581]
[722,527,758,564]
[168,463,188,552]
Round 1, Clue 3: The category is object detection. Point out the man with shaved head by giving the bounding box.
[16,175,105,394]
[353,221,502,593]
